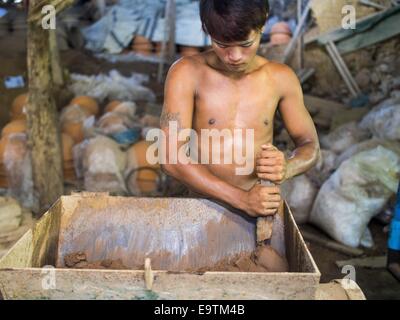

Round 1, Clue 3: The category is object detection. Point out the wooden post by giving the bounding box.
[26,0,64,215]
[157,0,176,83]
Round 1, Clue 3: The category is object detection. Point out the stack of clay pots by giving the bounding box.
[180,46,201,57]
[10,93,28,121]
[0,94,30,188]
[132,35,153,56]
[104,100,122,113]
[126,140,161,195]
[98,100,137,136]
[62,133,76,181]
[61,96,99,144]
[270,22,292,46]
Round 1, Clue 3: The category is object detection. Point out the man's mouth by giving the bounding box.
[228,63,246,70]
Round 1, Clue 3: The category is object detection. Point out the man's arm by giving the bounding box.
[257,65,320,183]
[160,58,281,217]
[278,65,320,180]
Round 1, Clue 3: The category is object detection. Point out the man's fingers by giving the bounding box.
[258,150,283,159]
[259,186,280,194]
[261,144,278,151]
[262,201,281,209]
[258,173,285,182]
[256,158,279,166]
[257,165,284,174]
[259,208,278,217]
[262,194,281,202]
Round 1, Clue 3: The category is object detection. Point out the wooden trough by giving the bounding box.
[0,193,320,300]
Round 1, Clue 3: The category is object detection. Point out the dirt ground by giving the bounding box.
[0,11,399,300]
[300,221,400,300]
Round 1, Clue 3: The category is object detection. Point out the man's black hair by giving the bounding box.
[200,0,270,43]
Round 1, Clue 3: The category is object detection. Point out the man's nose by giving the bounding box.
[227,47,242,63]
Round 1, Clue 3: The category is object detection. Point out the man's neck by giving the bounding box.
[206,52,261,78]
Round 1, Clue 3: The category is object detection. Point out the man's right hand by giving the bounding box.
[241,184,281,218]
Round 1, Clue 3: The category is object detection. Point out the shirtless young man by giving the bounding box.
[160,0,319,220]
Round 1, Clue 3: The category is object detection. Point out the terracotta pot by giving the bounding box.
[70,96,99,117]
[104,100,122,114]
[62,133,75,162]
[127,140,160,194]
[63,166,77,181]
[0,135,10,164]
[132,35,153,56]
[180,46,200,57]
[1,120,26,138]
[0,173,8,188]
[11,93,28,120]
[270,22,292,45]
[62,122,85,144]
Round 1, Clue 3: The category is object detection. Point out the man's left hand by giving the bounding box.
[256,144,288,185]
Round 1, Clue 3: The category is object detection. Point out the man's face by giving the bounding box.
[211,30,262,73]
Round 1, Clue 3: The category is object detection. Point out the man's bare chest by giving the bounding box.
[193,73,280,130]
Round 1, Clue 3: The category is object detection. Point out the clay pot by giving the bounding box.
[70,96,99,117]
[104,100,122,114]
[127,140,160,194]
[1,120,27,138]
[62,122,85,144]
[270,22,292,45]
[97,112,130,135]
[180,46,200,57]
[112,102,137,119]
[11,93,28,120]
[61,104,91,123]
[132,35,153,56]
[0,135,11,164]
[62,133,75,162]
[154,42,163,56]
[0,173,8,188]
[60,105,91,143]
[63,165,77,181]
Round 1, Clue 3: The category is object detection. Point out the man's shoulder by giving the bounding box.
[168,53,207,77]
[261,59,296,79]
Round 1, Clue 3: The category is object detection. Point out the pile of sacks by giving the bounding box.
[282,94,400,248]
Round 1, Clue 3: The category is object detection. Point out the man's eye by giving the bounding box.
[241,43,253,48]
[217,44,228,48]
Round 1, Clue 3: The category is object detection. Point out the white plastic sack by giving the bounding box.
[359,102,400,141]
[69,70,156,103]
[306,149,337,187]
[335,139,400,169]
[320,122,370,154]
[97,112,135,135]
[82,136,128,194]
[3,133,38,211]
[309,146,400,248]
[281,174,317,224]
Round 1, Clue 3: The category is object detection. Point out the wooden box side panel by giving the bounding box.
[285,202,320,274]
[31,200,62,267]
[0,269,320,300]
[0,200,62,270]
[0,231,34,269]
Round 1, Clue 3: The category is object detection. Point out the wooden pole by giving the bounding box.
[26,0,66,215]
[297,0,304,69]
[157,0,176,83]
